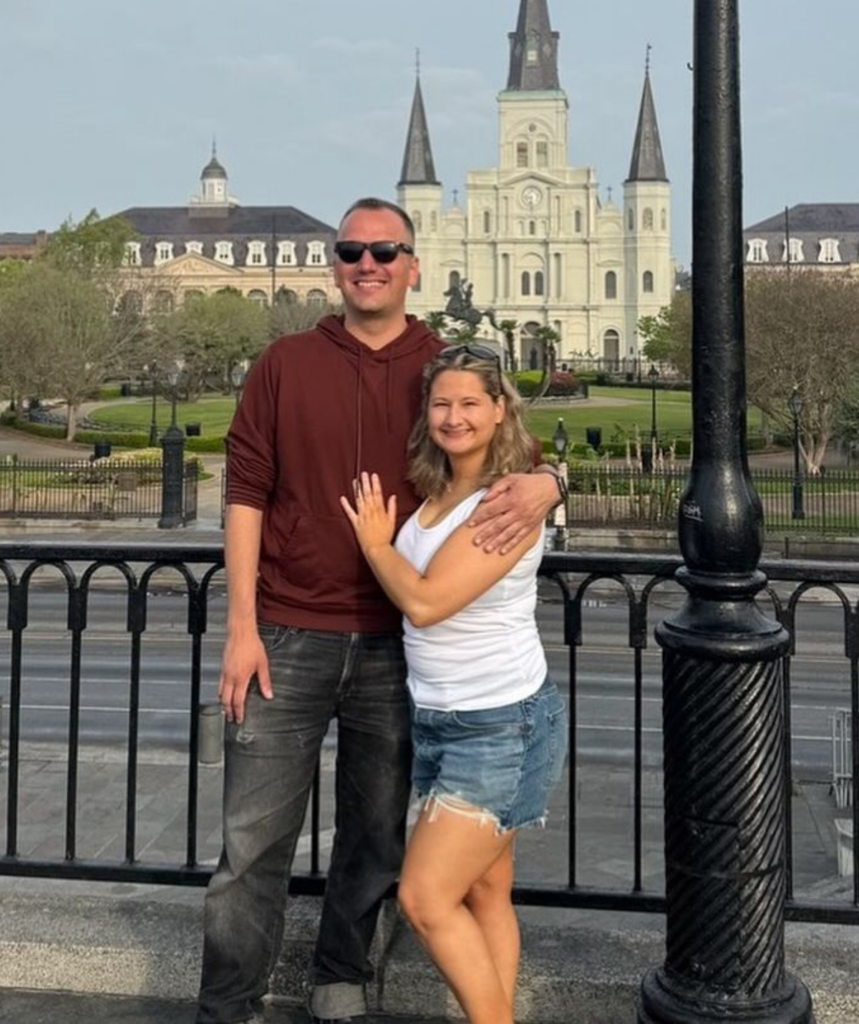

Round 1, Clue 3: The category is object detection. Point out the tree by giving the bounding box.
[0,262,134,440]
[269,295,342,339]
[637,290,692,377]
[745,270,859,472]
[154,291,269,399]
[40,208,137,275]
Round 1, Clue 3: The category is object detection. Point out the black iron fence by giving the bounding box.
[0,541,856,925]
[567,465,859,536]
[0,457,197,523]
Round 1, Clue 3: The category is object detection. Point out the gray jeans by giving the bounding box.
[196,626,412,1024]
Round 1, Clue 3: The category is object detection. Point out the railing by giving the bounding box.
[0,458,198,523]
[0,542,856,925]
[568,465,859,535]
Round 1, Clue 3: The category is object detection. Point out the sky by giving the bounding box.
[3,0,859,268]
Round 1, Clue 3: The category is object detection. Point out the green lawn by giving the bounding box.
[89,397,238,436]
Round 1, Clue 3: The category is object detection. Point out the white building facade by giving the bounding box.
[398,0,674,367]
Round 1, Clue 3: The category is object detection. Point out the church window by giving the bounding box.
[185,241,203,256]
[526,32,539,65]
[643,271,654,293]
[534,271,545,296]
[516,142,529,168]
[431,211,438,231]
[247,290,268,306]
[661,208,668,231]
[483,210,492,234]
[307,241,327,266]
[574,209,583,234]
[643,208,654,231]
[529,220,536,236]
[124,242,141,267]
[449,270,461,291]
[521,272,531,297]
[628,208,634,231]
[307,289,328,306]
[536,141,549,168]
[747,239,768,263]
[277,241,296,266]
[819,238,841,263]
[247,241,267,267]
[154,242,174,265]
[603,329,620,364]
[783,238,804,263]
[215,241,234,265]
[605,271,617,300]
[413,211,423,231]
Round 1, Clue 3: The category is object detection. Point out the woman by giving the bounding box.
[340,344,567,1024]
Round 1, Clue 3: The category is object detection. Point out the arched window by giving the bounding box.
[275,287,298,305]
[153,290,175,314]
[603,329,620,364]
[529,220,536,236]
[307,289,328,306]
[521,272,531,297]
[516,142,529,168]
[413,211,423,232]
[628,208,634,231]
[534,271,545,296]
[574,209,583,233]
[247,290,268,306]
[604,271,617,300]
[643,208,654,231]
[483,210,492,234]
[449,270,461,291]
[430,211,438,231]
[536,141,548,167]
[661,208,668,231]
[642,271,654,293]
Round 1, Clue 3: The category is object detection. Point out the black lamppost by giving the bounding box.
[789,386,805,520]
[637,2,812,1021]
[648,363,659,447]
[158,360,186,530]
[144,362,158,446]
[230,359,249,408]
[551,418,568,550]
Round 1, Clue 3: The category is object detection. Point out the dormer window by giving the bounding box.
[307,241,327,266]
[277,241,296,266]
[154,242,174,265]
[215,241,234,265]
[124,242,141,267]
[185,241,203,256]
[247,241,267,267]
[819,238,841,263]
[783,238,804,263]
[747,239,768,263]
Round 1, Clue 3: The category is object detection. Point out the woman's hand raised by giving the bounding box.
[340,471,397,556]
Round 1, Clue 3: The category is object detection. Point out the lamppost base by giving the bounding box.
[638,967,814,1023]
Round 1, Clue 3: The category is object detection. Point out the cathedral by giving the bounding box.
[397,0,674,367]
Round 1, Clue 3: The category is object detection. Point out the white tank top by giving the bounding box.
[394,488,547,711]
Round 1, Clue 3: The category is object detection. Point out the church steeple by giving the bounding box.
[507,0,560,92]
[626,50,668,182]
[398,63,439,187]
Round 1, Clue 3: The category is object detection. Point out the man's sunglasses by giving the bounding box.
[334,240,415,265]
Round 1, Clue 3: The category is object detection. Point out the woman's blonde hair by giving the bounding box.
[408,345,534,499]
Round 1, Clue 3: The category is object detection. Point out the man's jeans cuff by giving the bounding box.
[309,981,367,1019]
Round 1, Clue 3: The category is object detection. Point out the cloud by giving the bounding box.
[213,53,301,84]
[313,36,398,57]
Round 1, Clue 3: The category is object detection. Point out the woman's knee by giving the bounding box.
[398,876,448,933]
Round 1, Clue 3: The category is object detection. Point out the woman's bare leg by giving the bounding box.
[464,843,519,1006]
[398,800,517,1024]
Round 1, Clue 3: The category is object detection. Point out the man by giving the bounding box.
[197,198,560,1024]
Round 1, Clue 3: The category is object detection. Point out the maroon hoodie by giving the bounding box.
[226,314,444,632]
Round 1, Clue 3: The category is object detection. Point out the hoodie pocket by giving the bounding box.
[278,513,378,597]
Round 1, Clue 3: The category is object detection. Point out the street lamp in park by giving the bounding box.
[551,418,568,550]
[648,363,659,447]
[143,362,158,446]
[230,359,250,408]
[789,386,805,520]
[158,359,187,530]
[165,359,185,433]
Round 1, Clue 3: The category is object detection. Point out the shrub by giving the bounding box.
[546,370,580,397]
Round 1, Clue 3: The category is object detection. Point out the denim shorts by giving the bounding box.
[410,677,568,833]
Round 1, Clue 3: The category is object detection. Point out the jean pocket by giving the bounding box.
[257,622,302,654]
[451,703,524,734]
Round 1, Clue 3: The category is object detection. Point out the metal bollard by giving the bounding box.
[198,702,224,765]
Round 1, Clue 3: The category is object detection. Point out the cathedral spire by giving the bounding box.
[627,51,668,182]
[398,69,439,187]
[506,0,560,92]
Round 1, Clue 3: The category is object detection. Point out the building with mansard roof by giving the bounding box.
[397,0,674,367]
[114,146,340,312]
[744,204,859,273]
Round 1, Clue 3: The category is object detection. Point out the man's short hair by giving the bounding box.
[339,198,416,243]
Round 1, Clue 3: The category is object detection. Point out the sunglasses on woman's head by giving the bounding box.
[334,240,415,264]
[439,343,502,371]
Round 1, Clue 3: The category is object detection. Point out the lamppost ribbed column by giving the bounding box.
[637,3,813,1022]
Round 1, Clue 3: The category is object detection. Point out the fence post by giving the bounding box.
[198,703,223,765]
[158,423,186,529]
